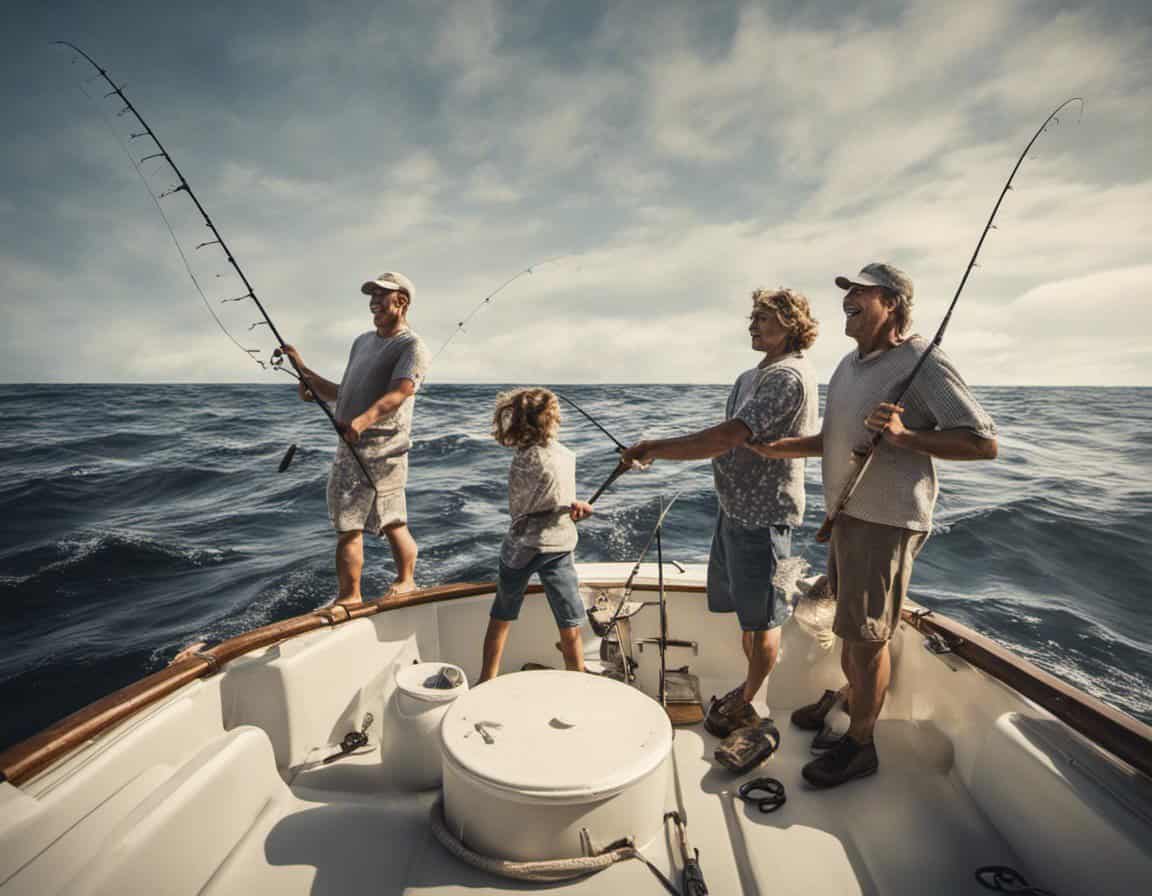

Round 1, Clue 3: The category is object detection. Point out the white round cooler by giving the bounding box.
[440,670,673,862]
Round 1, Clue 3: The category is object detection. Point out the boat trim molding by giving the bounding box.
[900,608,1152,780]
[1,580,1149,786]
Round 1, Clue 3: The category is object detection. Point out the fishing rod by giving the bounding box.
[594,491,685,660]
[57,41,379,494]
[553,391,627,452]
[614,491,709,894]
[815,97,1084,543]
[432,257,570,362]
[552,391,641,503]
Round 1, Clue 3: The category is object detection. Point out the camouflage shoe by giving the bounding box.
[715,718,782,774]
[704,686,761,738]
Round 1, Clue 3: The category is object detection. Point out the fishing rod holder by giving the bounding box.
[637,638,698,655]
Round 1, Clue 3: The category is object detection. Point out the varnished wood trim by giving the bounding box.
[0,578,697,784]
[7,578,1141,786]
[0,657,212,786]
[902,608,1152,779]
[0,582,501,785]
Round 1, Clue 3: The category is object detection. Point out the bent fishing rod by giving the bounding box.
[432,257,570,363]
[552,391,637,503]
[815,97,1084,544]
[57,41,380,493]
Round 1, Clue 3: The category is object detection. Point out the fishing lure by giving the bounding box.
[816,97,1084,542]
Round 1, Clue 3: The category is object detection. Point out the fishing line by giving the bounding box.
[552,390,646,504]
[74,81,265,369]
[432,256,570,362]
[58,41,379,493]
[816,97,1084,543]
[553,391,627,452]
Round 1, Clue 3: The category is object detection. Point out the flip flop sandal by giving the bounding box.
[714,719,781,774]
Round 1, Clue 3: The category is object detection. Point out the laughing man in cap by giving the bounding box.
[752,262,997,788]
[277,271,430,604]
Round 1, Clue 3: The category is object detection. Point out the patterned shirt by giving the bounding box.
[822,335,996,532]
[712,353,819,529]
[500,440,579,568]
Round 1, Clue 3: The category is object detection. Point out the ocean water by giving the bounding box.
[1,383,1149,752]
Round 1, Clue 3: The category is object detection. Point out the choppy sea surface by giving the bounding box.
[1,383,1149,752]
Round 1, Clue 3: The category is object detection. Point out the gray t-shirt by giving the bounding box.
[501,440,578,568]
[334,327,430,460]
[712,353,819,529]
[822,335,996,532]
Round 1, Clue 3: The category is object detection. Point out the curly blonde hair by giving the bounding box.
[751,287,819,352]
[492,387,561,448]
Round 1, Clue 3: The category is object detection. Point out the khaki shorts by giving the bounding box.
[326,448,409,535]
[830,514,928,644]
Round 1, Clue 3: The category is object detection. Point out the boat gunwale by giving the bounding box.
[1,578,1149,786]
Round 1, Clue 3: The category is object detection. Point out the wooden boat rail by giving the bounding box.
[1,580,1148,786]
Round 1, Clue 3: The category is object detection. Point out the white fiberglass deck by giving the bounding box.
[223,699,1021,895]
[2,563,1149,895]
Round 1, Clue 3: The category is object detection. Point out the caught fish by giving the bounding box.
[792,574,837,650]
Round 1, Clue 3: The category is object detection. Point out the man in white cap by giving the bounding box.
[752,262,997,787]
[277,271,430,604]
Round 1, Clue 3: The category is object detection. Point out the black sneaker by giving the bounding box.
[810,726,844,754]
[801,735,878,787]
[704,686,760,738]
[790,689,839,731]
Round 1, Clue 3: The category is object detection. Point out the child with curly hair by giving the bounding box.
[478,387,594,682]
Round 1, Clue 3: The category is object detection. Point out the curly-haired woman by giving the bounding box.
[479,388,594,682]
[621,287,820,744]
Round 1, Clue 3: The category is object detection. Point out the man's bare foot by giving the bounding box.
[172,640,208,664]
[382,581,418,600]
[330,595,363,607]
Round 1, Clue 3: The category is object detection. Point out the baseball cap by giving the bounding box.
[834,263,913,301]
[361,271,415,300]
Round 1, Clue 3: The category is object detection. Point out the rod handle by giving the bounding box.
[815,515,834,543]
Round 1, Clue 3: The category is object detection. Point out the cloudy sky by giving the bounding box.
[1,0,1149,385]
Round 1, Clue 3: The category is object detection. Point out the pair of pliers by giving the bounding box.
[737,777,787,813]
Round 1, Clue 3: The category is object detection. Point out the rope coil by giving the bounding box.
[428,797,678,892]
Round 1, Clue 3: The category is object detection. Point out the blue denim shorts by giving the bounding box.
[490,550,585,629]
[707,510,792,632]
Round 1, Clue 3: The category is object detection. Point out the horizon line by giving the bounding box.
[2,381,1150,390]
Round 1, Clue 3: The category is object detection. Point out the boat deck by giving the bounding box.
[212,690,1023,896]
[4,572,1147,895]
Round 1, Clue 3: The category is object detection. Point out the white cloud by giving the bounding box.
[2,0,1150,385]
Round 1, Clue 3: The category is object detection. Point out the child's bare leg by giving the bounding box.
[557,626,584,672]
[480,618,512,683]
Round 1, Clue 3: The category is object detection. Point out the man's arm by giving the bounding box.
[341,378,417,443]
[621,419,752,466]
[747,433,824,459]
[867,402,998,460]
[275,345,339,403]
